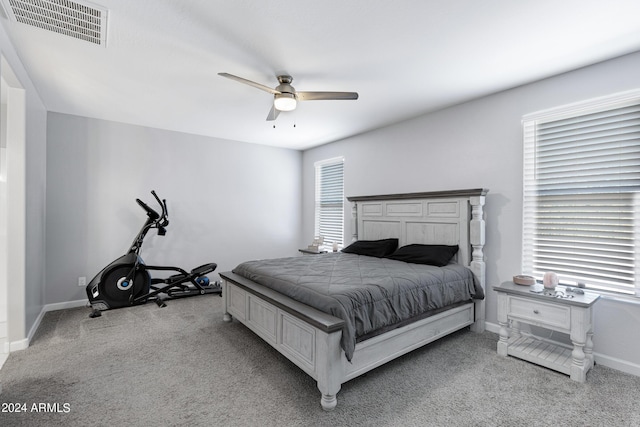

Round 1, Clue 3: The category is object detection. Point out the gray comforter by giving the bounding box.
[233,252,483,361]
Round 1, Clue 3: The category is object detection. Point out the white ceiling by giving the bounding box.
[2,0,640,150]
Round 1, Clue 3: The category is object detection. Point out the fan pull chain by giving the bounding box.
[272,122,297,129]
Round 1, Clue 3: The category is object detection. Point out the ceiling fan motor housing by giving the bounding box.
[276,75,295,95]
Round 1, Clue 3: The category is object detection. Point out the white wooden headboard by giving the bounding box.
[347,189,488,330]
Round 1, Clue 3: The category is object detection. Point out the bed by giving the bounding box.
[219,188,488,410]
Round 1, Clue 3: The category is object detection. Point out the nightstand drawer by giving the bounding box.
[508,296,570,330]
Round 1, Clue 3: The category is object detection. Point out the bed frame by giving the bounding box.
[220,188,488,410]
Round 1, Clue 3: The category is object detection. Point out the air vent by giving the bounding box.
[3,0,108,46]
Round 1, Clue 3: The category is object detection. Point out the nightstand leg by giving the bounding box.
[497,320,509,357]
[584,331,594,367]
[570,339,587,383]
[570,307,593,382]
[496,292,509,356]
[511,320,521,339]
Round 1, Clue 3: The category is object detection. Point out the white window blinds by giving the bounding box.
[522,91,640,296]
[314,157,344,247]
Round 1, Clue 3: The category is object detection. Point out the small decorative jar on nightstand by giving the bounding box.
[493,281,600,382]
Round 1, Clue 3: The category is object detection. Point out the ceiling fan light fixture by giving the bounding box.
[274,93,297,111]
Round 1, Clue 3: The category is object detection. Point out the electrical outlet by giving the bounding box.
[78,276,87,287]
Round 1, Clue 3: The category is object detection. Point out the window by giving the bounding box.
[522,90,640,296]
[314,157,344,248]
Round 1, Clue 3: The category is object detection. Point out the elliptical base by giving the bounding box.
[87,280,221,317]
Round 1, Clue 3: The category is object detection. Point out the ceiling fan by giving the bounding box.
[218,72,359,121]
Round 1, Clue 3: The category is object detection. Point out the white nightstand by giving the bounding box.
[298,248,329,255]
[493,281,600,382]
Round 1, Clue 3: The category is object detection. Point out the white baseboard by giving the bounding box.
[592,353,640,377]
[9,299,88,354]
[0,352,8,371]
[0,321,7,354]
[484,321,500,335]
[9,338,28,352]
[484,321,640,378]
[42,299,88,312]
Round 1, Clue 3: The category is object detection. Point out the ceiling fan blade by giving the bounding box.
[266,105,280,121]
[218,72,280,95]
[296,91,359,101]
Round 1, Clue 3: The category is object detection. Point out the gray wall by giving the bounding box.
[46,113,302,304]
[0,21,47,341]
[302,51,640,375]
[24,75,47,334]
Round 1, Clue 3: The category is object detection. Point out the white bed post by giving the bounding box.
[469,194,486,333]
[221,279,232,322]
[315,331,343,411]
[350,202,358,243]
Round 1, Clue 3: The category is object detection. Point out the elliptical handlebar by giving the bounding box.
[136,198,160,220]
[151,191,169,226]
[136,191,169,229]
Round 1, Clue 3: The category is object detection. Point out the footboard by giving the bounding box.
[344,303,474,381]
[221,271,476,410]
[221,272,346,410]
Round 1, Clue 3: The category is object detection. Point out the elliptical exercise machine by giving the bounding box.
[86,190,220,317]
